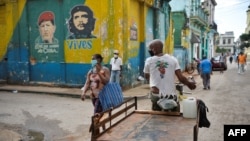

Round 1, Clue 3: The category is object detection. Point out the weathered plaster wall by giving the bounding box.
[0,0,171,88]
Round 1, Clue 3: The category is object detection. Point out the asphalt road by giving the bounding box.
[0,92,93,141]
[1,62,250,141]
[193,62,250,141]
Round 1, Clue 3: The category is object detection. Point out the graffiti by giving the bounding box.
[36,11,59,45]
[66,39,93,49]
[32,11,59,62]
[67,5,96,39]
[35,44,59,53]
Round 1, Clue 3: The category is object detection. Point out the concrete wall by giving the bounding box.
[0,0,172,88]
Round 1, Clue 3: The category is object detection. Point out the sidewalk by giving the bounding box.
[0,83,149,99]
[0,72,201,99]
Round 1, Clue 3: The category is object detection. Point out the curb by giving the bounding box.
[0,72,201,100]
[0,89,81,98]
[0,87,149,100]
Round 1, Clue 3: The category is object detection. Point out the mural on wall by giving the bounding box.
[36,11,58,44]
[64,4,101,63]
[67,5,96,39]
[31,11,60,63]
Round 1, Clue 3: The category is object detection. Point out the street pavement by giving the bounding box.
[2,62,250,141]
[0,71,201,141]
[0,71,201,99]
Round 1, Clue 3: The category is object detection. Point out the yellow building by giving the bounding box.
[0,0,173,88]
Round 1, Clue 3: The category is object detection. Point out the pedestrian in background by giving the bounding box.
[236,53,240,69]
[143,39,196,111]
[229,55,233,64]
[81,54,110,115]
[219,52,227,73]
[237,52,247,74]
[200,56,212,90]
[193,57,200,74]
[109,50,123,84]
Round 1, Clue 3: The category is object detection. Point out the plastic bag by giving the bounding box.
[157,98,177,110]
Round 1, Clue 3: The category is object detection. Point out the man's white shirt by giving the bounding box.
[110,57,123,70]
[143,54,180,97]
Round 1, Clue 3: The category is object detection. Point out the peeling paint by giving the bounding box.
[0,0,172,89]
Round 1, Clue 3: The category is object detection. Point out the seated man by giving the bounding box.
[143,39,196,111]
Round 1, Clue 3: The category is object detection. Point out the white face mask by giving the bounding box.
[91,59,97,67]
[114,54,118,58]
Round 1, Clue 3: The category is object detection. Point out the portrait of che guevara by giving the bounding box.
[67,5,96,39]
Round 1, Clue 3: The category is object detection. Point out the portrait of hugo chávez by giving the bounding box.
[67,5,97,39]
[36,11,58,44]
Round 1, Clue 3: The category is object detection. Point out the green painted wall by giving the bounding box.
[172,12,185,46]
[0,0,172,88]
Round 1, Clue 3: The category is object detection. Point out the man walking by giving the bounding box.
[238,52,247,74]
[200,56,212,90]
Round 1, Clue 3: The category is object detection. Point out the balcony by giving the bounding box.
[190,7,208,27]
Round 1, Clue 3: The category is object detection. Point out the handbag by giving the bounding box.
[98,82,124,111]
[157,95,177,110]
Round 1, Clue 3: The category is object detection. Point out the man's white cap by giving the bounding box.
[114,50,119,54]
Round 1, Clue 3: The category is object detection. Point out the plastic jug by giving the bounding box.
[183,97,197,118]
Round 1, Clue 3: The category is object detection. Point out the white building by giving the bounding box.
[218,31,235,54]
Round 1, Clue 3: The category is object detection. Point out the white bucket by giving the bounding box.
[183,97,197,118]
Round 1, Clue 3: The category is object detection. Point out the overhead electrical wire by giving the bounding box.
[215,0,249,18]
[215,0,249,38]
[216,0,249,10]
[216,2,248,12]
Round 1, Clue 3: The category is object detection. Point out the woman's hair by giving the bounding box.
[93,54,103,62]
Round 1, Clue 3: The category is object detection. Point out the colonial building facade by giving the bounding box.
[217,31,235,54]
[170,0,217,70]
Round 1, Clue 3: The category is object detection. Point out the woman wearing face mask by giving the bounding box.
[81,54,110,115]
